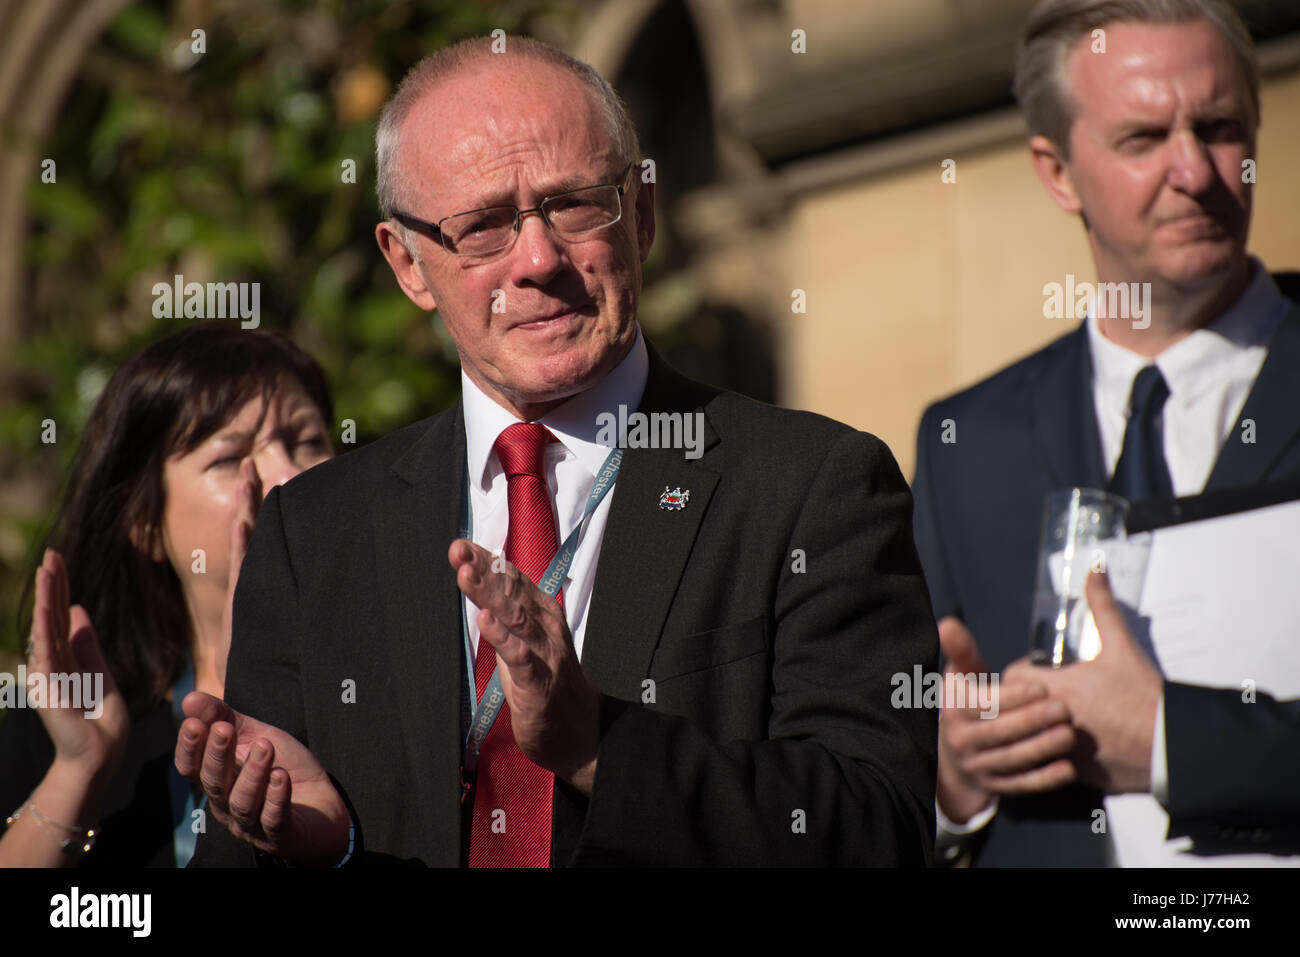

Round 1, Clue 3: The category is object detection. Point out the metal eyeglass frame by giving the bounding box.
[389,162,637,257]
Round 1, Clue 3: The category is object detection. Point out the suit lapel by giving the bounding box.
[1206,303,1300,490]
[1028,323,1108,489]
[580,345,721,699]
[373,406,466,866]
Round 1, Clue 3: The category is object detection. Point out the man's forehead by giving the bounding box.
[399,58,617,206]
[1068,20,1249,118]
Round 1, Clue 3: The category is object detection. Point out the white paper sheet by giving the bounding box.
[1104,497,1300,867]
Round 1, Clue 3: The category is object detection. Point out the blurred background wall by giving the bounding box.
[1,0,1298,658]
[575,0,1300,479]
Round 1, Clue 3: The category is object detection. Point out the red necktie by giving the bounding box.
[469,422,561,867]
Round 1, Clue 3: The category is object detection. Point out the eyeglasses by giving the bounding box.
[391,163,635,258]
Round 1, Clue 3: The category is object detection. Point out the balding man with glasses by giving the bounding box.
[177,35,938,867]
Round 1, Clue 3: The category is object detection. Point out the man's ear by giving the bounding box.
[375,221,438,311]
[128,521,167,563]
[632,176,655,264]
[1029,134,1083,215]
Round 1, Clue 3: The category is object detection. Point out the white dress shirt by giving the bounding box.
[460,325,648,662]
[936,259,1291,864]
[1087,259,1286,497]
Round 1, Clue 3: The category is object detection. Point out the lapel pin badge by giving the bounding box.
[659,486,690,510]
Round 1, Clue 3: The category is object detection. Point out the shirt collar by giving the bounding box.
[461,324,649,490]
[1157,258,1286,401]
[1087,309,1148,397]
[1087,257,1286,400]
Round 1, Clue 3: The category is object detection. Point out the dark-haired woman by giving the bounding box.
[0,322,335,867]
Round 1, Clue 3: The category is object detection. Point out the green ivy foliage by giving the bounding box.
[0,0,576,652]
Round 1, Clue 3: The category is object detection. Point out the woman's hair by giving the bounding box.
[20,322,334,716]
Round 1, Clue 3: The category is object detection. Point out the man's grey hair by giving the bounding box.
[1013,0,1260,159]
[375,35,642,256]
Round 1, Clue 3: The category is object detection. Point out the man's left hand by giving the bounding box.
[1005,570,1163,794]
[450,539,601,795]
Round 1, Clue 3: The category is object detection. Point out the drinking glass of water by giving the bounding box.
[1029,488,1130,667]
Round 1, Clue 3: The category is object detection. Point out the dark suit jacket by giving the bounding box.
[912,279,1300,865]
[192,341,938,866]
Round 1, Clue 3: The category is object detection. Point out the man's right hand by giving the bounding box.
[936,616,1077,824]
[175,693,350,866]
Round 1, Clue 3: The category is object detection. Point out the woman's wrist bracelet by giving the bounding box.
[6,798,97,856]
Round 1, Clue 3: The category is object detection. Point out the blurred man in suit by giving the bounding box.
[913,0,1300,865]
[177,35,937,867]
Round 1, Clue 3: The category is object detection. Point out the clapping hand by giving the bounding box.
[216,458,260,691]
[936,616,1077,823]
[175,693,351,866]
[449,539,601,794]
[27,549,129,781]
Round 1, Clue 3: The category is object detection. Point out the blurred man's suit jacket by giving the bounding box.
[192,340,938,867]
[912,275,1300,866]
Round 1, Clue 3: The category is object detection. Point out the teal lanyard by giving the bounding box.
[459,446,622,796]
[168,657,208,867]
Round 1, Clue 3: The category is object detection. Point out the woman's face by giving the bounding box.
[158,379,333,600]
